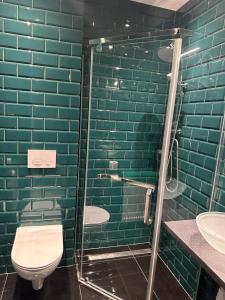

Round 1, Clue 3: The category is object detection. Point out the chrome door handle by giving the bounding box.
[144,188,153,225]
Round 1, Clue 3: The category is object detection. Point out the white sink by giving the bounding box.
[196,212,225,254]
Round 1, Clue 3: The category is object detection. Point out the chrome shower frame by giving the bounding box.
[76,28,189,300]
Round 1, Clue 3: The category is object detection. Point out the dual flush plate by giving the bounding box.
[27,150,56,169]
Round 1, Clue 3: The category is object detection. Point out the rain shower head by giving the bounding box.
[157,44,173,63]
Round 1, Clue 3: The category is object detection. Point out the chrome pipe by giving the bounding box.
[146,38,183,300]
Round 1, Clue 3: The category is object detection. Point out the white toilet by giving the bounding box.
[11,224,63,290]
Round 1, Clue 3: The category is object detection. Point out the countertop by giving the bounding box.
[164,219,225,289]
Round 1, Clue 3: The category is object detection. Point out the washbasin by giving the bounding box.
[196,212,225,254]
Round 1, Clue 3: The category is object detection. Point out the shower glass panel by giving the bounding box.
[76,32,185,300]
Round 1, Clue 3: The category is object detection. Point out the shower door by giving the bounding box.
[76,31,184,300]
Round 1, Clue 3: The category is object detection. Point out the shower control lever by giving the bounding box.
[144,189,153,225]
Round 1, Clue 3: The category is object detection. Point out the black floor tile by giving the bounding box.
[2,267,108,300]
[0,274,7,292]
[136,256,190,300]
[79,285,109,299]
[82,257,148,300]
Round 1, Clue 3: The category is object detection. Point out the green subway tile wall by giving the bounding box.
[0,0,83,273]
[159,0,225,298]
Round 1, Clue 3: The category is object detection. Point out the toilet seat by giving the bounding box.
[11,225,63,270]
[12,255,60,271]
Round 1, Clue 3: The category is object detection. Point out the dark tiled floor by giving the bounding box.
[0,256,190,300]
[0,267,109,300]
[82,255,190,300]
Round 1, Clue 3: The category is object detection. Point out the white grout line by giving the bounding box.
[0,274,8,300]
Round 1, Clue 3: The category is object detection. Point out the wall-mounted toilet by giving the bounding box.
[11,224,63,290]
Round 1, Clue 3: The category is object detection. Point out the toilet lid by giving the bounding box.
[11,225,63,269]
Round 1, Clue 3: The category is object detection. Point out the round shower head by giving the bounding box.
[157,45,173,63]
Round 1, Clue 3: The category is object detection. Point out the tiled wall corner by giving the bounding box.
[160,0,225,298]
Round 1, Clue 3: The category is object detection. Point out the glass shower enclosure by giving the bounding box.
[75,28,191,300]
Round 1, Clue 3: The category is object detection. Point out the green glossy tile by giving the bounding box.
[4,0,32,6]
[18,91,44,104]
[6,178,31,188]
[0,33,16,48]
[0,2,17,18]
[70,71,81,82]
[6,200,30,211]
[0,48,3,60]
[0,90,17,103]
[45,119,69,131]
[6,103,32,116]
[213,28,225,46]
[33,53,58,67]
[205,16,224,35]
[46,40,71,55]
[4,19,32,36]
[45,68,70,81]
[0,116,17,128]
[18,64,44,79]
[18,36,45,51]
[4,76,31,90]
[18,6,45,23]
[33,0,60,11]
[60,56,81,69]
[197,6,216,26]
[6,129,31,141]
[58,132,78,143]
[47,11,72,28]
[32,130,57,142]
[202,116,221,129]
[5,48,32,63]
[58,82,80,95]
[217,74,225,86]
[32,79,57,93]
[33,24,59,40]
[212,102,225,115]
[45,94,70,107]
[60,28,82,43]
[0,167,17,177]
[0,62,17,76]
[0,104,4,115]
[206,87,225,101]
[72,44,82,56]
[18,117,44,129]
[59,108,79,119]
[33,106,58,118]
[0,212,17,222]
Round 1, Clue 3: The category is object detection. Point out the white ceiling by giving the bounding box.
[131,0,191,11]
